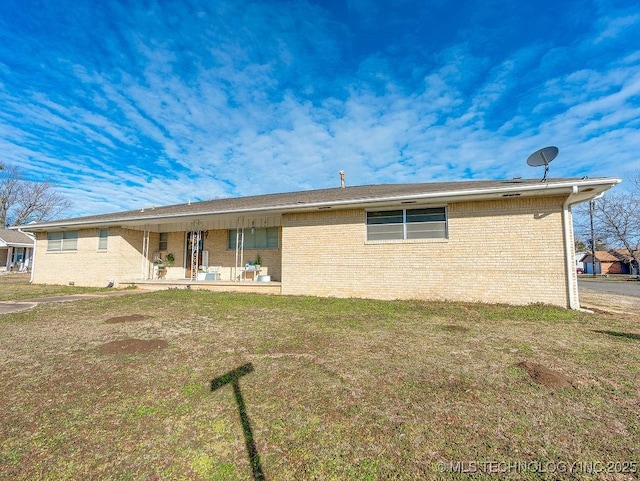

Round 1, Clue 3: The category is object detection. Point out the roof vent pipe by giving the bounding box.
[339,170,345,189]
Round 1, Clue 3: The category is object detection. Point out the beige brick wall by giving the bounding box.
[155,231,187,280]
[281,196,572,307]
[30,196,574,306]
[32,227,155,287]
[31,227,283,286]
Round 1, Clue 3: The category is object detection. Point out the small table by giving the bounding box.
[242,265,261,281]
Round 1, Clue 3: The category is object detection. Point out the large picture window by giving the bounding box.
[367,207,447,241]
[228,227,279,249]
[47,231,78,251]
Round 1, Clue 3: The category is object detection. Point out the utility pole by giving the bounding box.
[589,200,597,277]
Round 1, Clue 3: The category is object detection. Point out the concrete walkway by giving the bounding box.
[0,301,38,315]
[0,290,146,315]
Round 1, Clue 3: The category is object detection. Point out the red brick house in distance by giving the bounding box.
[580,250,638,275]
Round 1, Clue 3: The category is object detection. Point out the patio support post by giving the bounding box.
[141,229,150,280]
[234,217,244,282]
[190,226,201,281]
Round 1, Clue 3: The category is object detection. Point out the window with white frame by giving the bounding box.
[47,231,78,251]
[159,232,168,251]
[98,228,108,250]
[366,207,447,241]
[228,227,279,249]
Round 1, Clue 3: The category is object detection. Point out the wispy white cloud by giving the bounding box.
[594,13,640,43]
[0,0,639,218]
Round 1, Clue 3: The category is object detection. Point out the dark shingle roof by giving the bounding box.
[17,176,619,230]
[0,229,34,246]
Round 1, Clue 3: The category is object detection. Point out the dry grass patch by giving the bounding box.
[0,272,110,301]
[0,277,639,480]
[98,338,169,354]
[580,289,639,316]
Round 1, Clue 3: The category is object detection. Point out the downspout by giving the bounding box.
[562,188,605,310]
[6,246,13,272]
[562,186,580,310]
[29,236,36,284]
[19,229,37,284]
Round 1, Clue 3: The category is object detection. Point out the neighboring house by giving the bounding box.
[0,229,35,272]
[612,249,640,275]
[575,251,587,273]
[16,177,620,309]
[580,251,612,275]
[580,250,638,275]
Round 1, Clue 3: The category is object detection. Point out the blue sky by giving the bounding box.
[1,0,639,217]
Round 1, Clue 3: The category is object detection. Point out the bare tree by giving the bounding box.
[589,173,640,274]
[631,171,640,192]
[0,163,72,227]
[0,164,21,227]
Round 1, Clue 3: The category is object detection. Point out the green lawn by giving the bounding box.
[0,277,638,480]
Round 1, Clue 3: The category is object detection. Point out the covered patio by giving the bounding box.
[124,212,283,286]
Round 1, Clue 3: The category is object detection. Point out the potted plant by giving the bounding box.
[153,253,163,266]
[153,254,166,279]
[165,253,175,267]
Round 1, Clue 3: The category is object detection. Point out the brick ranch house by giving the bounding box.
[0,228,35,272]
[16,177,619,309]
[580,250,639,275]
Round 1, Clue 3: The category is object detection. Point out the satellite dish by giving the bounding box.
[526,146,558,182]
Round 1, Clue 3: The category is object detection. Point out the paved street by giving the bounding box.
[578,279,640,298]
